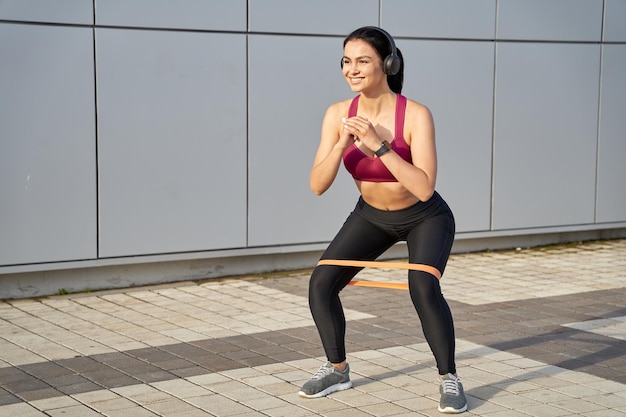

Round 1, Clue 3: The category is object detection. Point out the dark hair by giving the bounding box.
[343,26,404,94]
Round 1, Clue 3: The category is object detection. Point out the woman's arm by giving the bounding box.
[381,102,437,201]
[310,102,353,195]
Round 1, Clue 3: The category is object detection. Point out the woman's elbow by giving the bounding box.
[310,174,332,196]
[310,183,327,196]
[416,186,435,202]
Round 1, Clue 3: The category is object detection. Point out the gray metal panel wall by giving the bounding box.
[247,0,379,246]
[400,40,495,233]
[497,0,603,41]
[1,0,625,276]
[95,0,246,31]
[0,0,93,24]
[0,24,97,265]
[249,0,378,34]
[597,44,626,222]
[604,0,626,42]
[493,43,600,229]
[248,35,359,246]
[97,29,248,257]
[382,0,496,39]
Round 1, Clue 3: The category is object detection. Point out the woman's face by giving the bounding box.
[341,39,385,93]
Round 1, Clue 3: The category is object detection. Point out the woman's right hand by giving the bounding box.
[337,117,356,150]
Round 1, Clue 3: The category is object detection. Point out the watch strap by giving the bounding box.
[375,140,391,157]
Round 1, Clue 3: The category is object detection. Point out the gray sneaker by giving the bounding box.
[298,361,352,398]
[438,373,468,413]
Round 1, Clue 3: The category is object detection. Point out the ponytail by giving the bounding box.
[387,48,404,94]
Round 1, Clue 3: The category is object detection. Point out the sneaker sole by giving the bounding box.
[437,404,468,413]
[298,380,352,398]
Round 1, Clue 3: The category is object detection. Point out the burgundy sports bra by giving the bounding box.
[342,94,412,182]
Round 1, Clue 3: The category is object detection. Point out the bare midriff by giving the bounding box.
[356,181,421,211]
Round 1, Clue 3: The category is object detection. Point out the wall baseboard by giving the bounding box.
[2,228,625,300]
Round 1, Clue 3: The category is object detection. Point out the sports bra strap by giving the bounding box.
[395,95,407,140]
[348,96,359,117]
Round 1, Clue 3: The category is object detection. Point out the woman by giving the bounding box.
[298,26,467,414]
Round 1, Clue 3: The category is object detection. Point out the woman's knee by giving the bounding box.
[308,266,353,304]
[408,272,443,308]
[309,267,337,298]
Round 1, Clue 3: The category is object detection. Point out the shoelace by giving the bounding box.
[311,364,334,380]
[441,378,460,396]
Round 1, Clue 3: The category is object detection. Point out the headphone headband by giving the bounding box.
[363,26,397,56]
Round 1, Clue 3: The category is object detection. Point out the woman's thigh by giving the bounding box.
[322,210,398,262]
[406,211,455,274]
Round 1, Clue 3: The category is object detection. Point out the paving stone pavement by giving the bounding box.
[1,239,625,416]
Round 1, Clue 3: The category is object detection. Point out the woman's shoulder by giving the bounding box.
[403,96,432,115]
[402,96,434,133]
[325,97,356,118]
[403,96,434,123]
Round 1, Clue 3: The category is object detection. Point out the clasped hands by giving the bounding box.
[340,116,382,152]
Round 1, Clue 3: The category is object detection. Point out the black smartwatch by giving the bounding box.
[374,140,391,157]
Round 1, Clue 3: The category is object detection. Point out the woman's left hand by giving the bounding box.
[342,116,382,152]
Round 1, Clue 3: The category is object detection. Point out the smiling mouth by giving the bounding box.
[350,77,364,83]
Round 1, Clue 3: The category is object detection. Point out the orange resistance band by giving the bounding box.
[349,281,409,290]
[316,259,442,290]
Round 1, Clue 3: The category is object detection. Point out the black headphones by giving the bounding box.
[341,26,401,76]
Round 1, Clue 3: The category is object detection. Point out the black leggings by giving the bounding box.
[308,192,457,375]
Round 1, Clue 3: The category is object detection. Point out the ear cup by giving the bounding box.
[383,54,401,75]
